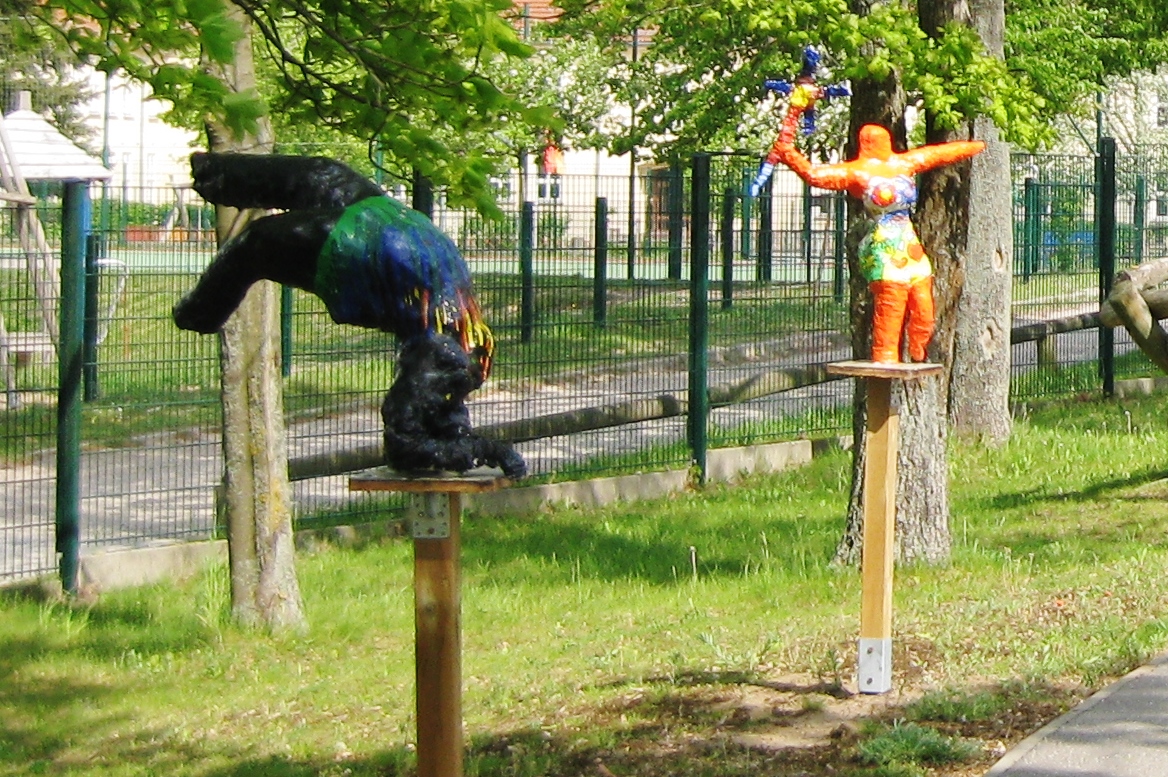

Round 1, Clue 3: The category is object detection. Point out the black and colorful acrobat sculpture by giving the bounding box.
[174,152,526,479]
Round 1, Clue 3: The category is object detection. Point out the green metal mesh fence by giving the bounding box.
[702,157,851,453]
[1009,152,1106,400]
[4,145,1168,583]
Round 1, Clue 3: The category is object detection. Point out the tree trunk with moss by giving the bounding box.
[208,3,306,631]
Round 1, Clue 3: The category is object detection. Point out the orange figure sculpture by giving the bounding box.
[772,106,984,363]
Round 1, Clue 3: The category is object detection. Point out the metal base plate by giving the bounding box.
[858,637,893,694]
[410,493,450,539]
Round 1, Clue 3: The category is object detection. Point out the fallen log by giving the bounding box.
[1104,259,1168,372]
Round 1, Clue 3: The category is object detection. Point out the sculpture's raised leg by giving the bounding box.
[173,210,337,334]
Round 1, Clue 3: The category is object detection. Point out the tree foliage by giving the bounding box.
[7,0,553,211]
[554,0,1168,158]
[0,12,95,147]
[1006,0,1168,119]
[481,30,618,154]
[554,0,1053,157]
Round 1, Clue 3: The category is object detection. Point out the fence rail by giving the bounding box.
[1,142,1163,583]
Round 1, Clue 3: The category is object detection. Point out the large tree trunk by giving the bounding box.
[836,0,922,565]
[208,4,306,631]
[838,0,973,565]
[945,0,1014,443]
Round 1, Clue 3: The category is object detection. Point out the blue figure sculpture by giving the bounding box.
[750,47,850,198]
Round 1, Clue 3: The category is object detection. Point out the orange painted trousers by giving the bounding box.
[869,277,934,363]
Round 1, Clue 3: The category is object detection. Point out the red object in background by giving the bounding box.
[541,142,564,176]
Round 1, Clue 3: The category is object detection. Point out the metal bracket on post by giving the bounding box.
[858,637,893,694]
[411,493,450,539]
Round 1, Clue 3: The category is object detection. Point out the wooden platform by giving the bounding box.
[348,466,511,494]
[826,360,943,380]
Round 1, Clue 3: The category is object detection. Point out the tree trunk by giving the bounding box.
[208,3,306,631]
[945,0,1014,444]
[893,0,1018,565]
[892,376,950,563]
[836,0,911,564]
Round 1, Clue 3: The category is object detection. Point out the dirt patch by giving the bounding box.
[543,666,1087,777]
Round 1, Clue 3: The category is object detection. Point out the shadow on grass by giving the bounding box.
[0,591,232,772]
[985,466,1168,512]
[458,502,838,586]
[0,598,1079,777]
[975,465,1168,560]
[0,633,135,770]
[188,732,832,777]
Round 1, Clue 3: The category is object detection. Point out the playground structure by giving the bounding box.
[0,93,114,408]
[1102,255,1168,370]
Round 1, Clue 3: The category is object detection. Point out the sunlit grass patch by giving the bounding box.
[5,394,1168,775]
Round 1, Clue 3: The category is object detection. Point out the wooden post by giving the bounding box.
[414,491,463,777]
[826,360,941,694]
[349,467,510,777]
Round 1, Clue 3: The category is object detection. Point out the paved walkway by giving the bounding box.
[988,653,1168,777]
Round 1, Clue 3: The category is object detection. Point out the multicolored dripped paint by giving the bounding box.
[316,196,495,378]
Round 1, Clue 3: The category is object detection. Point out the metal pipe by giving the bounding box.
[593,197,608,327]
[280,285,293,378]
[1097,137,1116,396]
[83,233,101,400]
[756,176,773,282]
[688,154,710,481]
[1134,175,1146,266]
[58,181,90,594]
[802,181,813,284]
[667,162,683,280]
[520,201,535,343]
[1023,177,1040,284]
[833,191,846,302]
[721,186,735,309]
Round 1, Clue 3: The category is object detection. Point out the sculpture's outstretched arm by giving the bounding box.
[900,141,986,175]
[776,147,856,193]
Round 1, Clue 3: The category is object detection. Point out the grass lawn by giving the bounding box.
[4,394,1168,776]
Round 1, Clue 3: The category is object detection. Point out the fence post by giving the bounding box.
[1097,137,1116,397]
[833,192,846,303]
[1134,175,1146,266]
[280,285,293,378]
[412,169,434,218]
[667,162,684,280]
[83,233,102,400]
[721,186,735,309]
[688,154,710,482]
[802,181,813,284]
[627,163,637,280]
[594,197,608,327]
[520,201,535,344]
[58,181,89,595]
[1023,177,1040,284]
[739,169,753,267]
[756,176,773,282]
